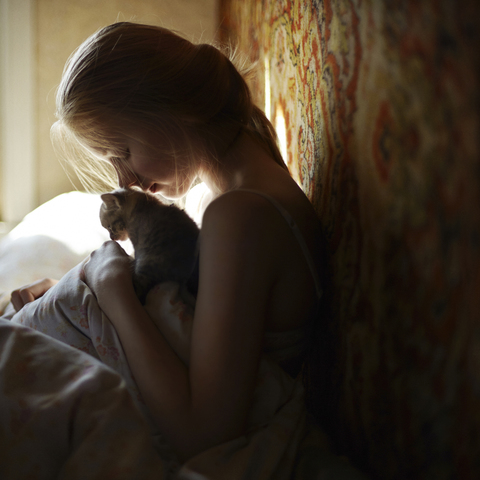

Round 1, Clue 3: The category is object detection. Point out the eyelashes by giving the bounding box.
[109,153,141,187]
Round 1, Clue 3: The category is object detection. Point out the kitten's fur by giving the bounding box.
[100,188,199,304]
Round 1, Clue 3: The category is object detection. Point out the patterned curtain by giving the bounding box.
[219,1,480,478]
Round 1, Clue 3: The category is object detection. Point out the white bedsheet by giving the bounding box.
[0,191,367,479]
[0,317,165,479]
[2,261,366,479]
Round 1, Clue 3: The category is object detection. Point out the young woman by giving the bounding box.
[11,22,324,464]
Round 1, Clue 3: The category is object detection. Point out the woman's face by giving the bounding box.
[103,127,200,200]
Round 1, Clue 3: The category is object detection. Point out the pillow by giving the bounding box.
[0,192,111,295]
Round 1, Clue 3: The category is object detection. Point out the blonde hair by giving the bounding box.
[51,22,287,193]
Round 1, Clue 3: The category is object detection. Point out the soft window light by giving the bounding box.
[275,107,288,164]
[265,58,288,166]
[264,57,271,121]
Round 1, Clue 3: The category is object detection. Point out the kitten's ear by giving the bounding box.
[101,193,122,210]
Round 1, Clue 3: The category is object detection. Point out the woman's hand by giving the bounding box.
[83,241,134,304]
[11,278,59,312]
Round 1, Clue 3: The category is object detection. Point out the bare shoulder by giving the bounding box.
[197,190,284,304]
[203,189,275,223]
[201,190,282,245]
[201,186,322,254]
[198,186,324,331]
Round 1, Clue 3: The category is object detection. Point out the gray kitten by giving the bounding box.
[99,188,199,304]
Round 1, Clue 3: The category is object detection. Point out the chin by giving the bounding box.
[156,191,184,202]
[159,183,194,201]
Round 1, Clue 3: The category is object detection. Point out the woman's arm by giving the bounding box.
[84,194,280,461]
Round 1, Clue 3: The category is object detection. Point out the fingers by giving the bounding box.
[11,289,35,312]
[11,278,58,312]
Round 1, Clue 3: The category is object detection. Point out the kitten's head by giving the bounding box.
[100,189,131,241]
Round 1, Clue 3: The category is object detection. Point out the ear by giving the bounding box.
[101,193,122,210]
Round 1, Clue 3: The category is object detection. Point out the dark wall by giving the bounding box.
[220,1,480,478]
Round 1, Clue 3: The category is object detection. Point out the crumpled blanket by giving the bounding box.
[2,261,366,479]
[0,318,165,479]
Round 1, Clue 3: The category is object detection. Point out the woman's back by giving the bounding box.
[195,131,323,378]
[201,130,323,334]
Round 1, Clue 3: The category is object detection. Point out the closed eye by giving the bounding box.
[109,152,142,189]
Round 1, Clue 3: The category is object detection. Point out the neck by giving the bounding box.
[198,129,283,195]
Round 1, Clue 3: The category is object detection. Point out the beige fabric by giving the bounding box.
[2,261,366,479]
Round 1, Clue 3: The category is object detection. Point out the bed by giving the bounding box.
[0,191,367,479]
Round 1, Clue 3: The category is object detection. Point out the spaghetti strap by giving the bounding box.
[224,189,323,300]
